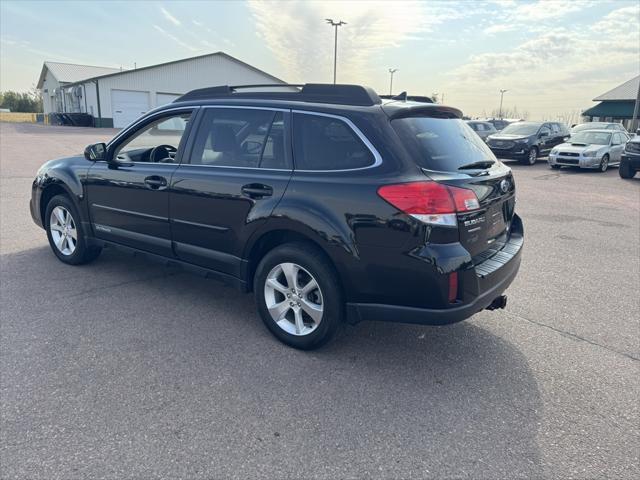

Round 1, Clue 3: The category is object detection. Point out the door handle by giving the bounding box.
[144,175,168,190]
[241,183,273,199]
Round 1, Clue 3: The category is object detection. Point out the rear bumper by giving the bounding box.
[347,216,523,326]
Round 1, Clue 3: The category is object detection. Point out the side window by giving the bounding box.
[550,123,560,134]
[612,133,622,145]
[114,112,191,163]
[293,113,375,170]
[540,126,551,137]
[190,109,287,169]
[475,123,485,132]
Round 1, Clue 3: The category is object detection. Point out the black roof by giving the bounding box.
[175,84,382,107]
[170,83,463,119]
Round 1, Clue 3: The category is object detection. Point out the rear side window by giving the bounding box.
[190,108,287,169]
[293,113,374,170]
[391,117,496,171]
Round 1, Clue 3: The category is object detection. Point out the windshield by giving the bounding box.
[570,131,611,145]
[500,123,540,136]
[392,117,497,171]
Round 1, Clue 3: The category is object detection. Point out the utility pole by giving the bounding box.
[388,68,398,95]
[499,89,508,119]
[326,19,346,84]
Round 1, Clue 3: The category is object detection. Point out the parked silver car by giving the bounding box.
[570,122,628,134]
[548,130,629,172]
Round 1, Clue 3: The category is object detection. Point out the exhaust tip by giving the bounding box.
[486,295,507,311]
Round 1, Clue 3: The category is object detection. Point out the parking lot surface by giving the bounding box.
[1,122,639,479]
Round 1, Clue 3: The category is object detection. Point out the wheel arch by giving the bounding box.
[243,226,350,294]
[39,181,77,227]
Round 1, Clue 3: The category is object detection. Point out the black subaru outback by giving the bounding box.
[30,84,523,349]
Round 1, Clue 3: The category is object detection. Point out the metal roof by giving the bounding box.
[62,52,287,87]
[582,101,636,118]
[593,75,640,101]
[37,62,122,89]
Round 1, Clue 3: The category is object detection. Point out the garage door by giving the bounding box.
[156,93,181,106]
[111,90,150,128]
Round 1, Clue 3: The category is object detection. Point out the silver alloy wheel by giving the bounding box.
[528,148,537,165]
[264,262,324,336]
[49,206,77,256]
[600,156,609,172]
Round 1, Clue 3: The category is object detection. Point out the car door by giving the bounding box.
[169,106,292,277]
[86,108,196,256]
[611,133,626,162]
[538,125,553,153]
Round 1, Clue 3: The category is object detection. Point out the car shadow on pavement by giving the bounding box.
[1,246,544,478]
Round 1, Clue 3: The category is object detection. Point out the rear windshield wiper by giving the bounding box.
[458,160,496,170]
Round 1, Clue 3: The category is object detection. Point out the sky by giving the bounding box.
[1,0,638,120]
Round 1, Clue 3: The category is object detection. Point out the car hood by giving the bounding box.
[487,134,530,141]
[554,143,606,153]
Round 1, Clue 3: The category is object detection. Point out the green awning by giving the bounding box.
[582,101,636,118]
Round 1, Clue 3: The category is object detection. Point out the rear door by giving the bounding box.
[169,106,292,275]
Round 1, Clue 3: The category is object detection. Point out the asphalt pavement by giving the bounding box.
[1,122,639,479]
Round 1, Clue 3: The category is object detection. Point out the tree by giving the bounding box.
[0,89,43,113]
[489,106,529,120]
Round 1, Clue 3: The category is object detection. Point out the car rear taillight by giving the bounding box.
[377,181,480,227]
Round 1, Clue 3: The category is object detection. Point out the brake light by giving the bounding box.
[377,181,480,226]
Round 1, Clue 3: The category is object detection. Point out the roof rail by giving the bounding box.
[175,83,382,106]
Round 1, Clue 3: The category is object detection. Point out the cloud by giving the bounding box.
[447,2,640,116]
[483,24,517,35]
[247,0,462,83]
[160,6,181,26]
[152,24,197,51]
[192,19,203,27]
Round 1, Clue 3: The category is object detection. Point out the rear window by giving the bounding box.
[392,117,496,171]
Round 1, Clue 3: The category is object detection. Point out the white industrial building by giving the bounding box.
[36,52,287,128]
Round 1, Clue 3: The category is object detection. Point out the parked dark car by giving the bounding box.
[487,121,569,165]
[466,120,498,141]
[30,84,523,349]
[619,136,640,178]
[486,119,514,131]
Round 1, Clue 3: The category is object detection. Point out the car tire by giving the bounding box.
[45,194,101,265]
[619,160,635,179]
[522,147,537,165]
[254,242,343,350]
[599,154,609,173]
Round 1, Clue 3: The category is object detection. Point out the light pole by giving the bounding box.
[326,19,346,84]
[388,68,398,95]
[499,89,508,119]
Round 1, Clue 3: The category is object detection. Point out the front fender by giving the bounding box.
[32,156,91,226]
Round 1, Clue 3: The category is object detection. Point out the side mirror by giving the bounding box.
[539,131,549,138]
[84,142,107,161]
